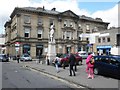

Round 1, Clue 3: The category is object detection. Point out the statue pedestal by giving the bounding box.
[47,41,56,64]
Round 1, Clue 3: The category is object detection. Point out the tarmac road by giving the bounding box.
[2,62,81,89]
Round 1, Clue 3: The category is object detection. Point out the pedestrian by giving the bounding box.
[17,55,20,63]
[54,57,60,73]
[86,54,95,79]
[38,55,41,63]
[69,53,76,76]
[86,53,91,73]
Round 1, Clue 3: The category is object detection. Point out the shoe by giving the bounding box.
[87,76,91,79]
[91,76,94,79]
[69,75,72,76]
[74,74,76,76]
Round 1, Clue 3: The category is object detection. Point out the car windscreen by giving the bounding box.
[24,55,29,57]
[0,55,7,58]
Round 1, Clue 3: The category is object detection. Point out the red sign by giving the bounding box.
[15,42,20,46]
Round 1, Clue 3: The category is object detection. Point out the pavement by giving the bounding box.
[11,59,119,89]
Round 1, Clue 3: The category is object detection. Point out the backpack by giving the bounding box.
[55,59,58,64]
[90,58,94,64]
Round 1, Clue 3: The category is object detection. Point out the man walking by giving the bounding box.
[17,55,20,63]
[69,53,76,76]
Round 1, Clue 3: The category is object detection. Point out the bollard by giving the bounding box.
[47,59,49,65]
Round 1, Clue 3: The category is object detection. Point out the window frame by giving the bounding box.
[24,15,31,24]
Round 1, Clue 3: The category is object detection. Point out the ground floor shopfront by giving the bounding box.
[96,45,112,55]
[6,41,88,59]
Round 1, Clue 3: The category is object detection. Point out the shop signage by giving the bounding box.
[15,42,20,47]
[97,45,112,49]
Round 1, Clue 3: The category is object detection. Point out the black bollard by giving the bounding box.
[47,59,49,65]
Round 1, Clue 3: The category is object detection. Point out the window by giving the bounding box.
[50,19,54,26]
[66,31,71,40]
[24,27,30,37]
[98,38,101,43]
[94,27,98,31]
[79,37,81,40]
[107,37,110,42]
[64,20,67,27]
[110,58,119,65]
[78,24,81,28]
[86,25,90,30]
[101,57,108,63]
[38,17,43,25]
[38,28,42,38]
[24,15,31,24]
[70,21,73,27]
[102,37,105,42]
[86,38,89,41]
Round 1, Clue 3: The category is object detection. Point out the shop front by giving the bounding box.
[97,45,112,55]
[36,44,43,58]
[23,44,31,55]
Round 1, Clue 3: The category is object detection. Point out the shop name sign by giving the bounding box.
[15,42,20,47]
[15,42,20,51]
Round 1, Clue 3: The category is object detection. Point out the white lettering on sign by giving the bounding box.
[15,42,20,46]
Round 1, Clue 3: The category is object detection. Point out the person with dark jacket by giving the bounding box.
[17,55,20,63]
[69,53,76,76]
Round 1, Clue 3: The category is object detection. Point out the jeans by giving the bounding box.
[55,63,59,72]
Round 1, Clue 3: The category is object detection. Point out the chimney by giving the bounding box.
[51,8,56,11]
[43,6,45,11]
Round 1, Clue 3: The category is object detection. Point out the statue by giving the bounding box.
[50,24,54,42]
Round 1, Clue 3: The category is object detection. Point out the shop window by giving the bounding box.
[36,45,43,58]
[23,44,30,55]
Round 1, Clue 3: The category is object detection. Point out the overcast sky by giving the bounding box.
[0,0,119,34]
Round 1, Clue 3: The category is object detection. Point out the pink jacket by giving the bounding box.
[86,54,94,68]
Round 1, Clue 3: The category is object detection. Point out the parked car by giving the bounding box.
[20,54,32,61]
[78,51,88,59]
[55,53,82,67]
[94,55,120,79]
[0,54,9,62]
[12,55,17,60]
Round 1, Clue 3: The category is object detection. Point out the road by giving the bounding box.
[2,62,77,89]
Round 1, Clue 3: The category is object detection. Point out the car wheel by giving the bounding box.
[94,68,99,75]
[78,60,82,65]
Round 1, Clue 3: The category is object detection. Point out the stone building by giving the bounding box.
[4,7,109,58]
[95,27,120,55]
[0,34,5,54]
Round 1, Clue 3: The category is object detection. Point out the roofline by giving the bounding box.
[10,7,109,24]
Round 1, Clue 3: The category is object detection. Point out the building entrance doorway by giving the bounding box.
[66,47,71,54]
[36,45,43,58]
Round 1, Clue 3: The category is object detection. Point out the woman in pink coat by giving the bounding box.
[86,54,94,79]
